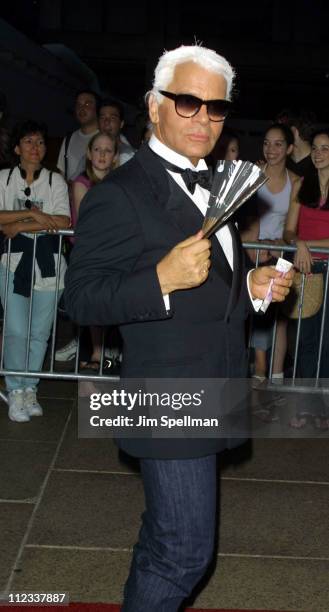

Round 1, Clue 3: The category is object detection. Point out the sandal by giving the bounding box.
[79,360,101,372]
[314,417,329,430]
[289,414,314,429]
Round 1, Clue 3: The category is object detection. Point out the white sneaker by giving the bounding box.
[55,338,77,361]
[8,389,30,422]
[25,387,43,417]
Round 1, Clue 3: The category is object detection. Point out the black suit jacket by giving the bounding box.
[65,144,252,458]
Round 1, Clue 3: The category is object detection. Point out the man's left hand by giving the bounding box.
[249,266,294,302]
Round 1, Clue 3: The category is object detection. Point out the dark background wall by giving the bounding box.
[2,0,328,118]
[0,0,328,159]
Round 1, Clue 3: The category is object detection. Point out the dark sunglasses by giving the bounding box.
[159,90,231,122]
[24,186,32,209]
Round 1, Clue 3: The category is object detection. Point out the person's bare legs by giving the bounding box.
[269,317,288,416]
[80,326,103,369]
[272,317,288,376]
[79,326,104,397]
[90,326,103,362]
[254,349,267,379]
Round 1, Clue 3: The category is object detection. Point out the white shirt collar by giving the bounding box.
[148,135,233,271]
[148,134,207,171]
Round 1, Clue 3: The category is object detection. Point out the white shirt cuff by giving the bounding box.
[163,294,170,312]
[164,275,262,313]
[247,270,263,312]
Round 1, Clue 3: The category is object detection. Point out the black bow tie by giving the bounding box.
[152,151,213,194]
[179,167,213,194]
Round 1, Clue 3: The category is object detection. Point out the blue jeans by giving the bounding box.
[122,454,218,612]
[0,266,62,391]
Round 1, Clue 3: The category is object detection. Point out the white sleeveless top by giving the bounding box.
[258,172,291,240]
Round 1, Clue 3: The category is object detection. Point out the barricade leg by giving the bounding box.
[0,266,62,390]
[0,390,8,404]
[0,267,30,390]
[26,289,63,387]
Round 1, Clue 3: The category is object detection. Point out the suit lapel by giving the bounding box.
[167,177,235,288]
[210,225,233,288]
[136,145,238,293]
[136,145,205,237]
[135,144,172,212]
[165,175,203,235]
[224,222,243,320]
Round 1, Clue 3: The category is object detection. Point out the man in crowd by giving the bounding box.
[57,89,99,181]
[98,99,135,165]
[65,45,293,611]
[55,89,100,364]
[277,108,316,177]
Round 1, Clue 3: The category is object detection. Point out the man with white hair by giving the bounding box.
[65,45,293,610]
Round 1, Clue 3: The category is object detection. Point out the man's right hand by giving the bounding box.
[156,231,211,295]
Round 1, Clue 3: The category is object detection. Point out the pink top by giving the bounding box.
[298,202,329,259]
[71,173,92,228]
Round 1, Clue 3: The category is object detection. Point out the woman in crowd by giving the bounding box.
[221,128,240,161]
[72,131,117,220]
[0,120,70,422]
[71,131,117,371]
[207,128,240,166]
[241,124,298,401]
[284,128,329,428]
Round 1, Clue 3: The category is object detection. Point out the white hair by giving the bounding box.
[149,45,235,104]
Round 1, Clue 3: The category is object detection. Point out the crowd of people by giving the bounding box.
[0,91,137,422]
[238,114,329,428]
[0,84,328,429]
[0,41,325,611]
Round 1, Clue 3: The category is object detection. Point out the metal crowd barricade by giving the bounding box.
[0,230,119,405]
[0,232,329,405]
[243,241,329,396]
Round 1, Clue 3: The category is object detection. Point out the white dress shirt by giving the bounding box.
[148,135,261,311]
[149,135,233,267]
